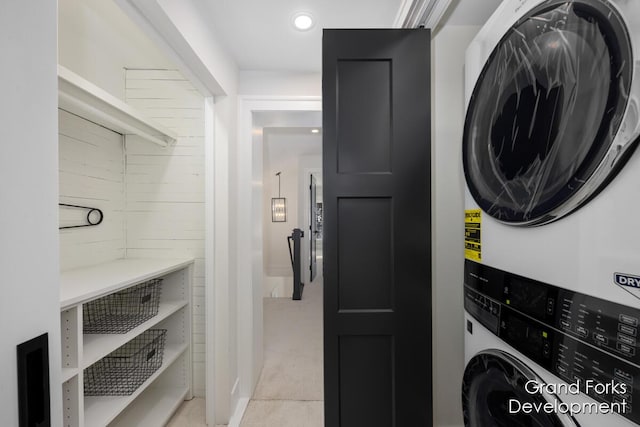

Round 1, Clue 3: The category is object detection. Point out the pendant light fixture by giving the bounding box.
[271,172,287,222]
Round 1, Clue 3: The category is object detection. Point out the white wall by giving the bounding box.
[59,111,126,270]
[214,93,240,424]
[431,25,481,427]
[252,113,322,298]
[0,1,62,425]
[239,71,321,96]
[263,155,299,277]
[58,0,176,100]
[132,2,243,421]
[262,131,321,297]
[157,0,238,96]
[239,76,322,298]
[154,2,243,420]
[152,4,244,420]
[124,69,207,397]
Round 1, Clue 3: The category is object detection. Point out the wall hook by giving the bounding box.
[59,203,104,229]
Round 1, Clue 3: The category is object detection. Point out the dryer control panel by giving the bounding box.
[465,260,640,424]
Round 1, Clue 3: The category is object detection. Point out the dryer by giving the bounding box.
[462,0,640,425]
[463,0,640,303]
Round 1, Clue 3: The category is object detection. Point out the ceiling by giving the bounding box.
[264,128,323,166]
[201,0,402,72]
[253,111,322,128]
[197,0,503,73]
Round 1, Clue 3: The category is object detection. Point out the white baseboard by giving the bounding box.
[263,276,285,297]
[263,276,294,298]
[227,397,250,427]
[231,377,240,401]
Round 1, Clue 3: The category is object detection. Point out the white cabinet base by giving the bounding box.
[60,258,193,427]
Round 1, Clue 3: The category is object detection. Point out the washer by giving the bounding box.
[463,264,640,426]
[462,0,640,425]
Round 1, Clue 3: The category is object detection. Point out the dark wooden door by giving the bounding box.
[310,174,318,282]
[323,29,432,426]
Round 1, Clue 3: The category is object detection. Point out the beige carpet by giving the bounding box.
[168,268,324,426]
[252,280,323,401]
[240,400,323,427]
[241,271,324,426]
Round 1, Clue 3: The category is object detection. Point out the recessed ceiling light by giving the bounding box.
[293,12,314,31]
[311,129,320,134]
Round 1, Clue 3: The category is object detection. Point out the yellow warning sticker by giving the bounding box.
[465,209,482,262]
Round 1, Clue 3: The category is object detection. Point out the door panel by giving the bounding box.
[336,60,392,174]
[337,197,392,310]
[323,29,432,426]
[339,335,393,426]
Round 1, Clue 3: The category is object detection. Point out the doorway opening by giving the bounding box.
[235,99,323,426]
[260,125,323,298]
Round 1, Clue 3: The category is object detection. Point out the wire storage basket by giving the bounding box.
[84,329,167,396]
[83,278,162,334]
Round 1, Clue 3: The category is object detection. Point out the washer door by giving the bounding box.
[463,0,636,226]
[462,350,578,427]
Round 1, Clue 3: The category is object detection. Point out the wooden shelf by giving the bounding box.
[60,258,193,309]
[82,301,188,368]
[58,65,177,147]
[84,342,188,427]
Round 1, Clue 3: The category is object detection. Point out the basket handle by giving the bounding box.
[146,349,156,361]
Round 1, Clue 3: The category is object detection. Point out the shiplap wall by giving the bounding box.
[59,109,126,270]
[125,69,206,397]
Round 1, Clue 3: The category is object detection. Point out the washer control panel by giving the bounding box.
[464,260,640,424]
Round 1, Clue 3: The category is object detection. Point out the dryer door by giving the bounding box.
[463,0,636,226]
[462,350,578,427]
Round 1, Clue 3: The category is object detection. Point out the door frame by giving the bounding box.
[299,167,322,285]
[236,96,322,402]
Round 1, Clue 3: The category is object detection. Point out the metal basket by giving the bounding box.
[83,329,167,396]
[83,279,162,334]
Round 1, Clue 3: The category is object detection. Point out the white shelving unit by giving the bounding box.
[58,65,177,147]
[60,258,193,427]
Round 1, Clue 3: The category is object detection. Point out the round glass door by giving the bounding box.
[462,350,577,427]
[463,0,634,225]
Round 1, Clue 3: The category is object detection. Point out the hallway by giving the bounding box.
[240,276,324,426]
[167,274,324,426]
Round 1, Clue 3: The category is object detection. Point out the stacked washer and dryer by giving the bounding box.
[462,0,640,426]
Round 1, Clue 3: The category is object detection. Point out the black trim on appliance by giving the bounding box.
[465,260,640,364]
[464,260,640,424]
[462,350,578,427]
